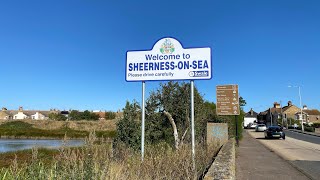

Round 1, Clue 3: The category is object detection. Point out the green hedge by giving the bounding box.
[312,122,320,128]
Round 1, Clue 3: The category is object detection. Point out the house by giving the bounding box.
[299,105,320,124]
[282,101,300,123]
[244,108,258,128]
[263,102,282,127]
[0,107,12,120]
[12,107,51,120]
[31,111,49,120]
[60,111,70,119]
[93,111,106,120]
[259,101,319,126]
[13,107,31,119]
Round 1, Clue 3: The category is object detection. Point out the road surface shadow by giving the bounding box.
[256,137,284,140]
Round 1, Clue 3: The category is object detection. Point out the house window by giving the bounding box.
[285,114,287,118]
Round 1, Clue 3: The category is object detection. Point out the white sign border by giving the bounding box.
[125,36,212,82]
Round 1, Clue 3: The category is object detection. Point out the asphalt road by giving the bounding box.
[284,130,320,144]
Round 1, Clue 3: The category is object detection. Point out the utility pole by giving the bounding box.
[280,101,284,128]
[269,108,273,126]
[298,86,304,132]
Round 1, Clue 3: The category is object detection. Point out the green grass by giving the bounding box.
[0,121,116,139]
[0,148,59,168]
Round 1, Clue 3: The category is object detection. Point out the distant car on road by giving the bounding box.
[255,124,267,132]
[247,123,257,129]
[264,126,285,139]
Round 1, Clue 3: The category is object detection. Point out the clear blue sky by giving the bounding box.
[1,0,319,113]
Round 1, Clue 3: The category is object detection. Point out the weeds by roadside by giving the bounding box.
[0,132,221,180]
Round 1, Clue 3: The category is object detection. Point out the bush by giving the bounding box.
[297,126,315,132]
[105,111,116,120]
[312,122,320,128]
[305,127,315,132]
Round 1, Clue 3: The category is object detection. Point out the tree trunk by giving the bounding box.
[163,110,180,149]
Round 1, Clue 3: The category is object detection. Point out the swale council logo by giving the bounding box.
[160,39,175,54]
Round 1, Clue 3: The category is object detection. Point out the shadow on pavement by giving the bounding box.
[255,137,284,140]
[291,160,320,180]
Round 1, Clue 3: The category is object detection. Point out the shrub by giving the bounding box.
[312,122,320,128]
[105,111,116,120]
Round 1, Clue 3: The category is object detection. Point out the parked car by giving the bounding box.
[247,123,257,129]
[255,124,267,132]
[264,126,285,139]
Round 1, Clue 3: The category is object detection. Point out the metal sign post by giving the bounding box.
[235,115,239,146]
[141,81,145,161]
[190,80,195,171]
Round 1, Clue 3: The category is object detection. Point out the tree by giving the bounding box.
[114,101,141,150]
[48,113,67,121]
[68,110,99,121]
[105,111,116,120]
[115,82,210,150]
[239,96,247,107]
[69,110,80,120]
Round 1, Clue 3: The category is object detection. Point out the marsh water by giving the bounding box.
[0,139,85,153]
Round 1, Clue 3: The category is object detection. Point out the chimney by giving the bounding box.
[273,102,280,108]
[250,108,253,115]
[303,105,308,110]
[2,107,7,111]
[288,101,292,106]
[19,106,23,111]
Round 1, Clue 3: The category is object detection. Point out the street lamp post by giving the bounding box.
[288,85,304,132]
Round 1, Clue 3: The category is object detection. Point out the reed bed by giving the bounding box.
[0,133,221,180]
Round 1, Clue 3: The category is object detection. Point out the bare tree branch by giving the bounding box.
[163,110,180,149]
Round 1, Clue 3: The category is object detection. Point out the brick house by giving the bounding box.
[299,106,320,124]
[282,101,300,124]
[260,102,282,127]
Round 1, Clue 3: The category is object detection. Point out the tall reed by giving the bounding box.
[0,133,221,180]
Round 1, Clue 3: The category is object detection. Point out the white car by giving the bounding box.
[247,123,257,129]
[255,124,267,132]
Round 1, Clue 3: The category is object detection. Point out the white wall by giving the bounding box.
[244,117,257,127]
[31,112,46,120]
[13,112,28,119]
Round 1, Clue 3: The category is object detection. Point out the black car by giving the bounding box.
[264,126,285,139]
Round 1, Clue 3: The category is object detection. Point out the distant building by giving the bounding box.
[244,108,258,128]
[93,111,106,120]
[300,105,320,124]
[259,101,320,126]
[13,107,31,119]
[31,111,49,120]
[0,107,12,120]
[282,101,300,122]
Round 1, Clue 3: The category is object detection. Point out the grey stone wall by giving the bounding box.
[204,138,235,180]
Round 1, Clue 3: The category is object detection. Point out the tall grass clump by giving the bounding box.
[0,132,221,180]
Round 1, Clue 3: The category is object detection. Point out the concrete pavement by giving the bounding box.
[247,130,320,180]
[236,130,310,180]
